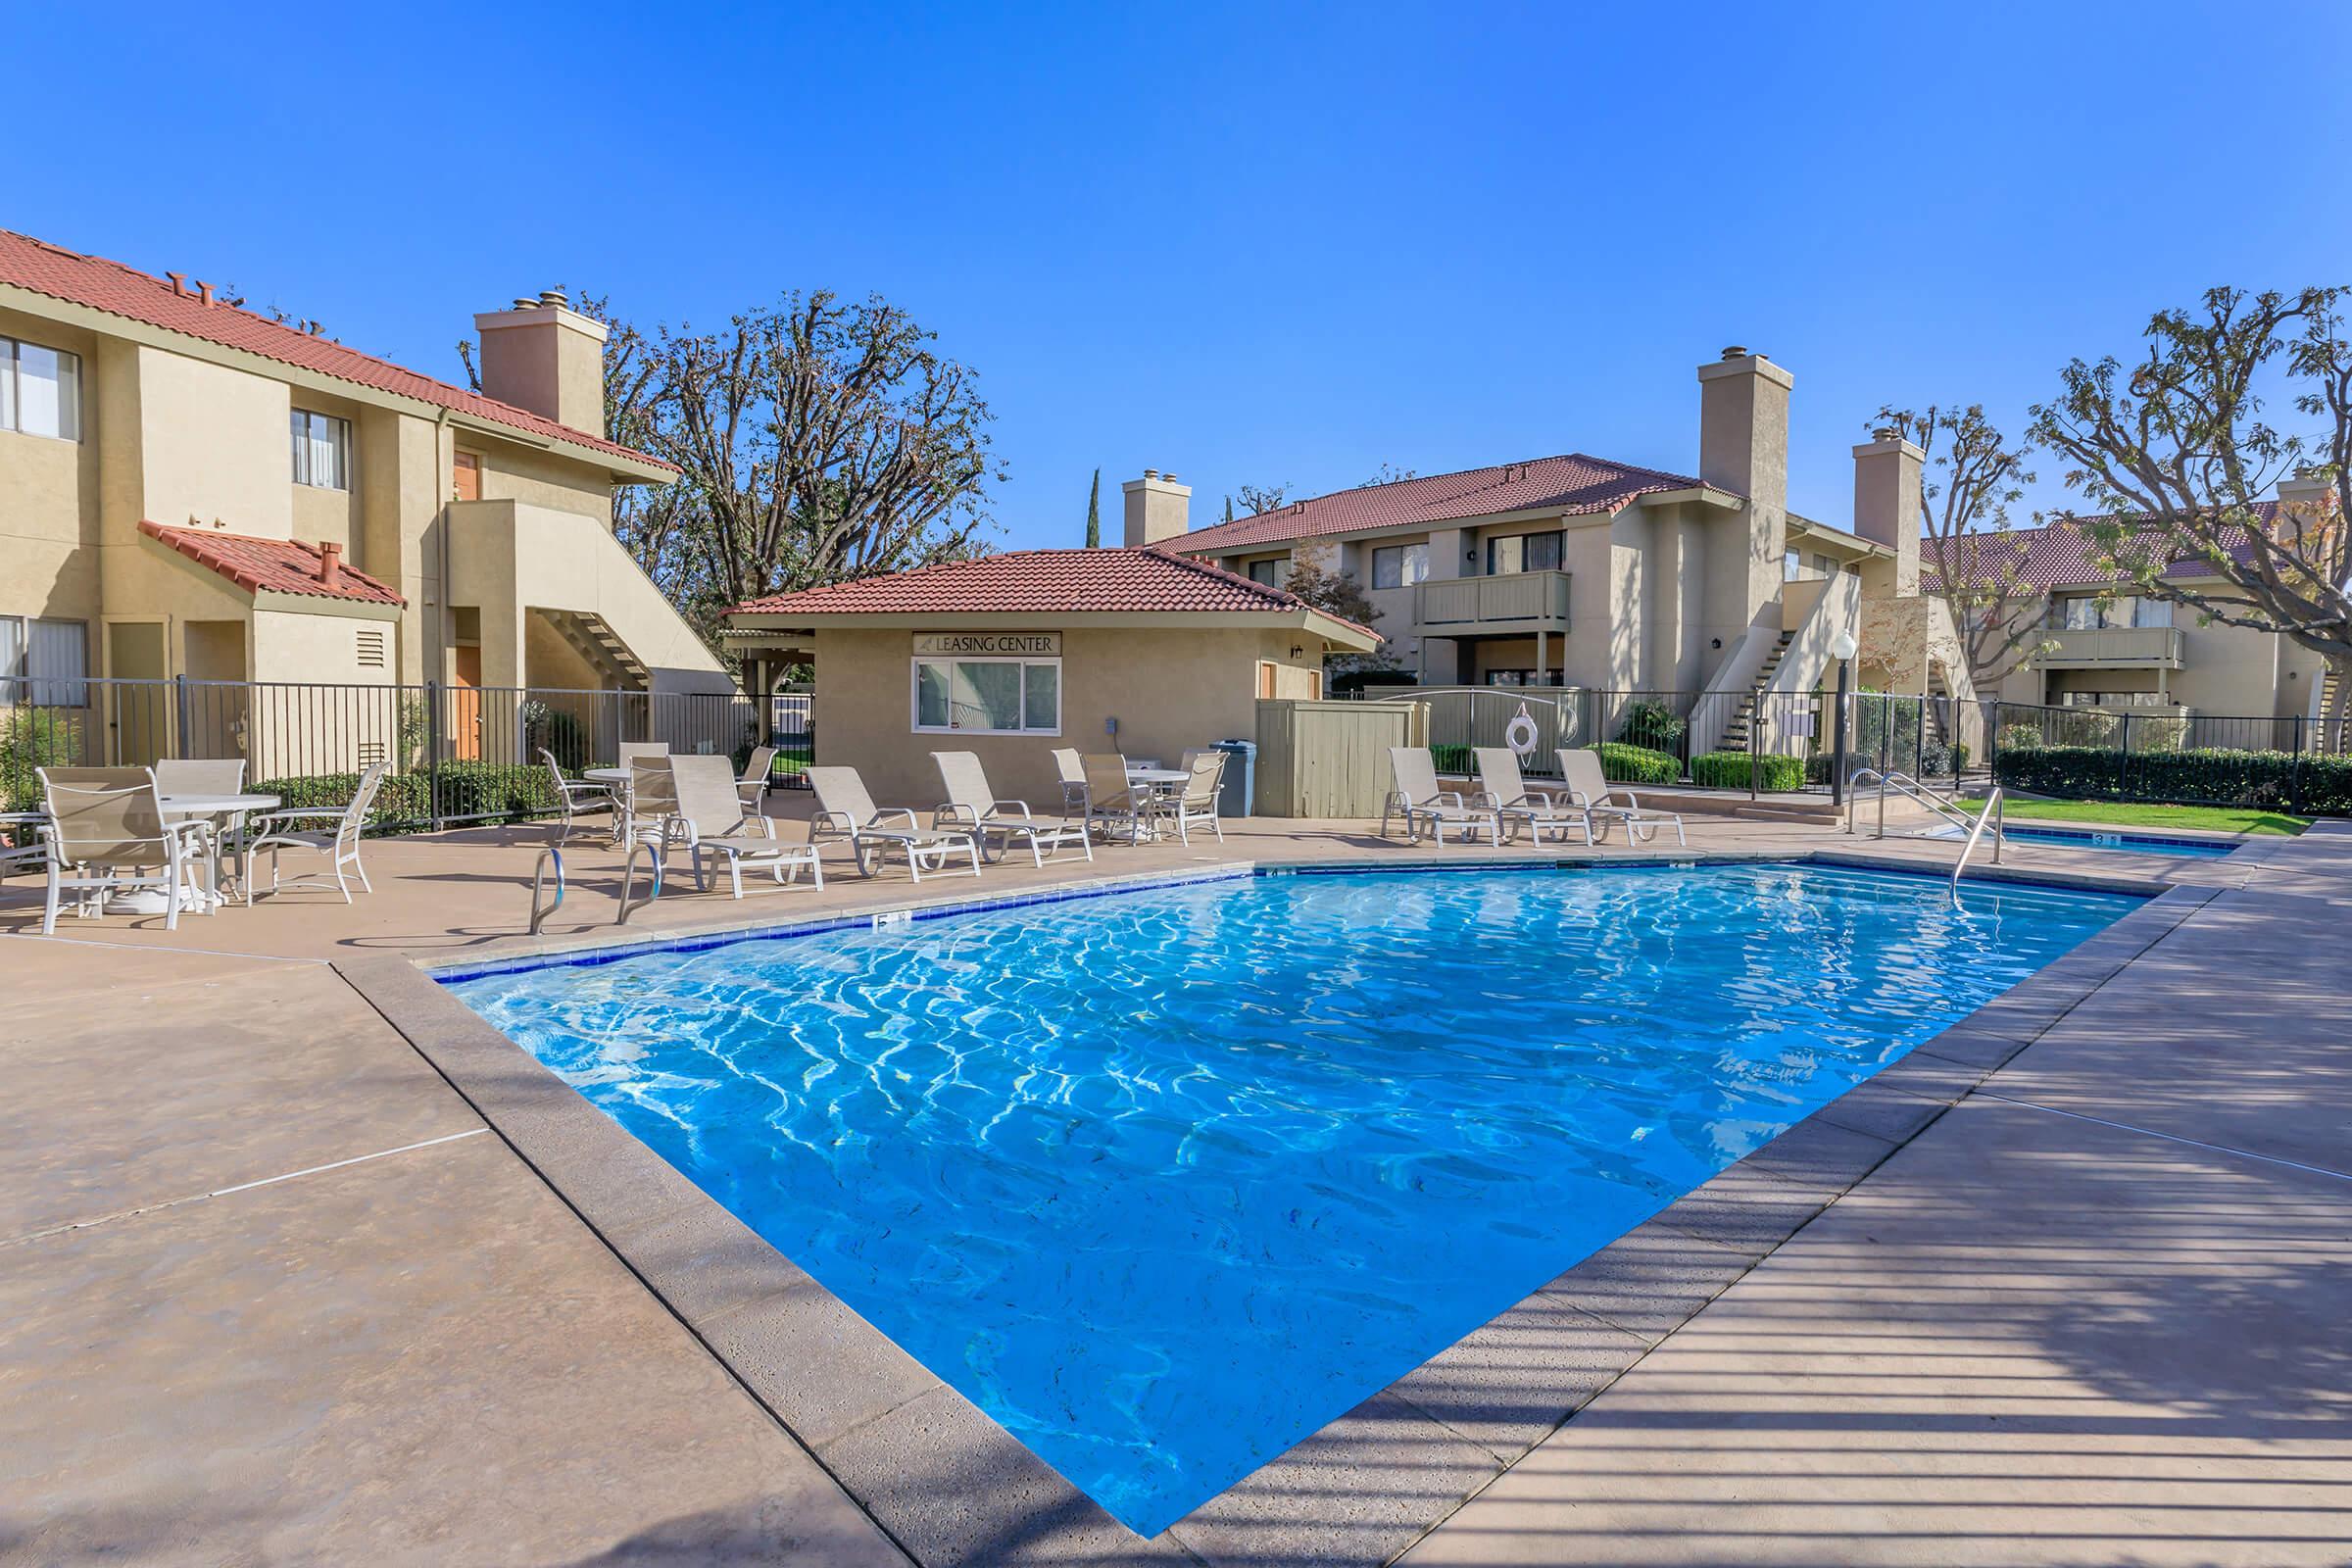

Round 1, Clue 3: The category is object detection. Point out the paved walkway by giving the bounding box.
[0,809,2341,1564]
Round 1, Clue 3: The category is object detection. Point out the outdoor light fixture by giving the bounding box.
[1828,626,1860,808]
[1290,645,1303,659]
[1710,637,1722,650]
[1830,628,1860,662]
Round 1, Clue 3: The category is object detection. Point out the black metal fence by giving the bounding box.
[0,674,787,829]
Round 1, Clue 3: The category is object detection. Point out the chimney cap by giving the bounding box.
[1143,468,1158,480]
[537,287,569,310]
[318,540,343,587]
[510,296,539,311]
[1721,345,1749,361]
[1872,425,1899,442]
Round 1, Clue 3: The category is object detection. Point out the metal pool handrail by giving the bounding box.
[1949,787,2006,902]
[1847,766,1994,848]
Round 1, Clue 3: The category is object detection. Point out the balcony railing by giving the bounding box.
[2034,625,2185,667]
[1415,569,1571,629]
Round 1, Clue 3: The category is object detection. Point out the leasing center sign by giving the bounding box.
[912,632,1061,657]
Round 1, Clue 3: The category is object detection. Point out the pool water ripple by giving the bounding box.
[449,862,2139,1535]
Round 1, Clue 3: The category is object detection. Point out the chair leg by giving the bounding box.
[42,867,61,935]
[353,852,372,894]
[728,857,744,899]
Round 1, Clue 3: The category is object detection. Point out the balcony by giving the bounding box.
[1415,570,1571,630]
[2033,625,2184,668]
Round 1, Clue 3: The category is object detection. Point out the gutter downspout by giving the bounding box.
[433,408,452,687]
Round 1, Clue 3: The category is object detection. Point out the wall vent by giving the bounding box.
[356,626,387,668]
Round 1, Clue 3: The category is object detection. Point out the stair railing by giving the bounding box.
[1845,765,2001,861]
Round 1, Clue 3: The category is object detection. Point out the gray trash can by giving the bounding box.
[1212,739,1256,818]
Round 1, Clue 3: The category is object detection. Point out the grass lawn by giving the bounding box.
[1957,798,2309,836]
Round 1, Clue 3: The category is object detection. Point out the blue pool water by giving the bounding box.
[447,863,2141,1534]
[1994,823,2236,858]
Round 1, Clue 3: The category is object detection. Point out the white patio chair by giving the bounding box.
[1381,748,1503,845]
[1557,748,1687,847]
[807,765,980,882]
[616,741,670,766]
[737,745,777,808]
[1473,747,1591,847]
[241,760,390,904]
[1169,751,1228,845]
[155,757,251,894]
[620,755,678,853]
[665,755,821,898]
[932,751,1094,867]
[1080,754,1150,844]
[1050,747,1088,817]
[540,748,615,847]
[36,766,208,933]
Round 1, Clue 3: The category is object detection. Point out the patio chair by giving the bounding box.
[1080,754,1151,844]
[1169,751,1228,845]
[540,748,615,847]
[806,765,980,882]
[932,751,1094,867]
[664,755,822,898]
[1473,747,1591,847]
[242,760,389,904]
[1050,747,1088,817]
[1381,748,1503,845]
[35,766,208,933]
[737,745,777,808]
[1557,748,1687,847]
[154,757,252,887]
[620,755,678,853]
[616,741,670,767]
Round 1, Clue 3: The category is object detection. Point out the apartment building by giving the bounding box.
[0,228,729,758]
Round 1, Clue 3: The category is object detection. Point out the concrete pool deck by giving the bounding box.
[2,808,2345,1565]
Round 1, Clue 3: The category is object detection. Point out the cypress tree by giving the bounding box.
[1085,468,1102,547]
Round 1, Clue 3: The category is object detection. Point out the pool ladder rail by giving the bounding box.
[1845,767,2005,903]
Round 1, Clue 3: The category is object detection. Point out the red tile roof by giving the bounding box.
[138,520,406,607]
[0,229,671,473]
[1923,506,2280,593]
[1177,453,1712,553]
[729,546,1375,636]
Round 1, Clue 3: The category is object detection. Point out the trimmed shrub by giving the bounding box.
[1430,743,1474,776]
[1805,749,1871,786]
[1993,744,2352,815]
[1594,741,1680,784]
[1995,722,2044,752]
[1613,699,1686,751]
[1690,750,1805,792]
[1,709,84,811]
[252,761,564,836]
[1951,742,1972,773]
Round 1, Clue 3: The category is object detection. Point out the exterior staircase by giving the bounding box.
[541,608,650,690]
[1717,632,1793,751]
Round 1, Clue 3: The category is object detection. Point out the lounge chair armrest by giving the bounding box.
[811,808,855,834]
[934,804,980,828]
[1610,788,1641,811]
[867,807,922,832]
[996,798,1033,818]
[1433,790,1468,808]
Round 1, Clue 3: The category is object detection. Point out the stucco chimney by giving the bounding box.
[1696,349,1791,517]
[1122,469,1192,548]
[473,291,609,431]
[1851,429,1924,599]
[318,540,343,589]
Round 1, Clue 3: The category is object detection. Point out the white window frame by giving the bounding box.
[290,409,352,490]
[0,335,83,443]
[1370,542,1429,590]
[1,614,89,706]
[909,655,1063,736]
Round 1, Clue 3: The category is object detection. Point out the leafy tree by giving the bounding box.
[1278,554,1394,674]
[2031,286,2352,702]
[1084,466,1101,548]
[1872,404,2053,688]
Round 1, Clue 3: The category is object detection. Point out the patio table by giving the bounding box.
[1122,765,1190,842]
[156,791,280,911]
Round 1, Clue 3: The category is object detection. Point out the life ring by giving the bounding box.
[1505,704,1541,757]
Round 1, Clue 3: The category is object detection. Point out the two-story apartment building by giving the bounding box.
[1143,348,1971,755]
[0,228,728,768]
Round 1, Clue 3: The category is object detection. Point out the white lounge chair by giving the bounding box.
[1473,747,1591,847]
[664,755,822,897]
[807,765,980,882]
[1557,748,1687,847]
[1169,751,1228,844]
[36,766,208,932]
[540,748,615,847]
[932,751,1094,866]
[242,760,389,903]
[1381,748,1503,845]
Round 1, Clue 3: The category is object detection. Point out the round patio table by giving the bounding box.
[154,791,280,912]
[1122,766,1190,842]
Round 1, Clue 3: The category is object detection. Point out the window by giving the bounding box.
[1370,542,1429,590]
[1246,558,1284,587]
[290,410,351,489]
[911,658,1061,735]
[2053,594,2174,630]
[0,615,88,706]
[1,337,82,441]
[1485,530,1563,575]
[1784,548,1803,581]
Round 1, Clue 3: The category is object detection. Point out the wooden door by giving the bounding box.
[450,645,483,760]
[452,452,481,503]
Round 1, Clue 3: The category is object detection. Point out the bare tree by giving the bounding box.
[1873,404,2052,689]
[1231,482,1292,518]
[2031,286,2352,692]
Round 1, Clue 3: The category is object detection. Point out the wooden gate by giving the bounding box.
[1254,698,1428,817]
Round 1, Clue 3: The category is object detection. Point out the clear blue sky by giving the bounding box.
[10,1,2348,547]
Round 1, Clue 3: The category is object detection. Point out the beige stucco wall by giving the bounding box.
[0,305,101,626]
[477,443,614,524]
[808,624,1320,808]
[136,347,291,537]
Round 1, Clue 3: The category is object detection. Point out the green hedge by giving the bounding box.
[252,761,564,835]
[1,710,84,811]
[1994,744,2352,815]
[1690,750,1805,792]
[1594,741,1680,784]
[1431,744,1474,775]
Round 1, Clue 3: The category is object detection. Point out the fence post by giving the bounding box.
[2290,714,2306,816]
[1747,696,1761,800]
[425,679,443,832]
[171,672,189,760]
[2118,711,2132,801]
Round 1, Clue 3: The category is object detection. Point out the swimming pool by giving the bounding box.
[1925,821,2238,858]
[447,862,2142,1535]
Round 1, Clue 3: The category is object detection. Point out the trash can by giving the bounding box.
[1212,738,1256,818]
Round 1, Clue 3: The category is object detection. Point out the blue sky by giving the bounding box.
[10,1,2348,548]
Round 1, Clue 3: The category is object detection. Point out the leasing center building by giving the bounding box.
[721,538,1378,806]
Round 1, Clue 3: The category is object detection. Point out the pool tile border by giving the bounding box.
[337,849,2196,1568]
